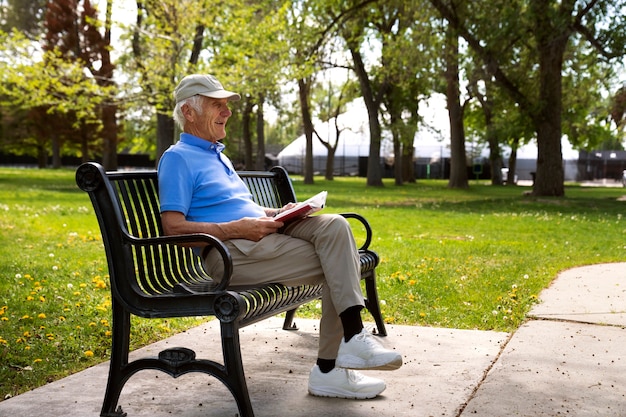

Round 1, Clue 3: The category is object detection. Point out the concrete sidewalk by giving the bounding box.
[1,263,625,417]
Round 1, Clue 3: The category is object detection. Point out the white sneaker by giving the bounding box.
[308,365,386,399]
[336,328,403,370]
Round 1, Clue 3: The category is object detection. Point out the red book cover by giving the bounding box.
[274,191,327,223]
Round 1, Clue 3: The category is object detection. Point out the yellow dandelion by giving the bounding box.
[24,346,31,350]
[59,316,66,321]
[38,313,46,319]
[0,337,8,345]
[88,322,97,327]
[1,317,8,321]
[23,331,31,337]
[39,296,45,302]
[33,358,42,363]
[105,331,112,337]
[419,312,426,318]
[26,296,34,301]
[84,350,94,358]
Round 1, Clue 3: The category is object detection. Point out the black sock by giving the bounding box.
[317,358,336,373]
[340,305,364,342]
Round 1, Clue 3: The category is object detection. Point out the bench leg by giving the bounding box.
[282,308,298,330]
[363,271,387,337]
[220,321,255,417]
[101,301,131,416]
[283,276,387,336]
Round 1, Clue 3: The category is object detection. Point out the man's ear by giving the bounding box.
[181,103,195,122]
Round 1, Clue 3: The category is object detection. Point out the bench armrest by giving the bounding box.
[339,213,373,251]
[122,232,234,291]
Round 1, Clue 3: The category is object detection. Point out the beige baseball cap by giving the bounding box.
[174,74,241,103]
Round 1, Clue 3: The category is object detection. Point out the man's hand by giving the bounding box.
[161,211,283,243]
[234,217,284,241]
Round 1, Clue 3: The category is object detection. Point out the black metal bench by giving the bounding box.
[75,162,387,417]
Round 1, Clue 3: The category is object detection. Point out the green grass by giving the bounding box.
[1,167,625,399]
[292,177,626,330]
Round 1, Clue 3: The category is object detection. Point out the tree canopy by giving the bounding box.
[0,0,624,195]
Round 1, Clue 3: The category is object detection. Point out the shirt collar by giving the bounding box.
[180,133,225,153]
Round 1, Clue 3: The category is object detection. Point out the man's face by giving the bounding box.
[184,96,232,142]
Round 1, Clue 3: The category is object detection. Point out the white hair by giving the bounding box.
[172,95,204,130]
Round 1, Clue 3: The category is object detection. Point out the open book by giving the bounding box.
[273,191,327,223]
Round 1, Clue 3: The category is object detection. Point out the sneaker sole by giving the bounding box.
[308,386,383,399]
[336,355,403,371]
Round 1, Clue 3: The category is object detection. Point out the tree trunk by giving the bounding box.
[476,81,503,185]
[487,126,504,186]
[101,104,118,170]
[255,94,265,170]
[99,0,118,171]
[402,106,418,183]
[298,78,315,184]
[388,107,403,186]
[324,150,335,180]
[402,146,415,183]
[393,137,402,185]
[531,0,568,196]
[348,46,383,186]
[156,111,175,165]
[242,98,254,170]
[37,143,47,168]
[320,119,340,180]
[51,135,61,169]
[508,139,519,185]
[445,26,468,189]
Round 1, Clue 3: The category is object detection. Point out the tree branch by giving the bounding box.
[427,0,532,115]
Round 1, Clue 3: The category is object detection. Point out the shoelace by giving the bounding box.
[354,331,380,348]
[345,369,363,383]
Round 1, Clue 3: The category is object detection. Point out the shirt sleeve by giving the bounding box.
[157,151,193,215]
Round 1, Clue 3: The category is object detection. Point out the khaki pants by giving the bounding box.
[203,214,365,359]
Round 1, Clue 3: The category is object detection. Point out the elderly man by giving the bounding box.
[157,74,402,399]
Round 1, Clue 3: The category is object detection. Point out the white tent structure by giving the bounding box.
[277,97,451,175]
[277,96,580,181]
[277,99,383,175]
[503,139,580,181]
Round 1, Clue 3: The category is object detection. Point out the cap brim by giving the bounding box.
[199,91,241,101]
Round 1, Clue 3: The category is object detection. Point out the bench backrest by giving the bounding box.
[76,163,298,314]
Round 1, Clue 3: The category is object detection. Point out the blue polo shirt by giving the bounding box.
[157,133,266,222]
